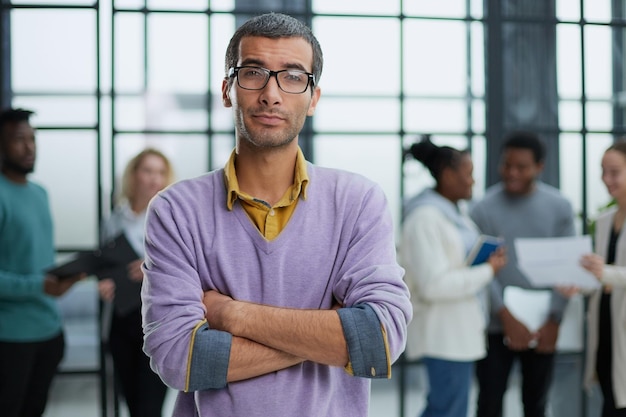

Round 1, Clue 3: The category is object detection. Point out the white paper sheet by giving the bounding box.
[503,287,584,352]
[514,235,600,289]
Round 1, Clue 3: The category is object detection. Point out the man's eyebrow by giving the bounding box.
[239,59,309,72]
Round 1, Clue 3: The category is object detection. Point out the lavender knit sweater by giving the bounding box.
[141,163,411,417]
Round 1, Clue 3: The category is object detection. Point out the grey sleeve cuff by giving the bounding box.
[337,303,389,379]
[548,290,569,323]
[187,322,232,391]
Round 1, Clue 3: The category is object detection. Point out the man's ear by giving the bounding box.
[222,79,232,108]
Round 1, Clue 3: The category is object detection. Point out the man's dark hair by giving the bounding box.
[224,13,323,91]
[501,130,546,163]
[0,108,34,140]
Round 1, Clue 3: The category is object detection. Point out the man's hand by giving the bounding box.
[535,319,559,353]
[98,278,116,302]
[44,273,85,297]
[127,259,144,282]
[499,307,535,351]
[203,290,236,332]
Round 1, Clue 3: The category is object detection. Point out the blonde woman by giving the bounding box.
[98,148,174,417]
[580,140,626,417]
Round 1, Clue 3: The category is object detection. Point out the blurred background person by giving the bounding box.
[400,135,506,417]
[0,108,83,417]
[470,131,575,417]
[98,148,175,417]
[580,140,626,417]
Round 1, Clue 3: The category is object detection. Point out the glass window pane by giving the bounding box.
[114,134,209,182]
[31,130,98,249]
[404,99,468,133]
[584,134,613,219]
[404,0,467,18]
[404,20,467,97]
[11,10,96,92]
[585,26,612,99]
[314,135,401,232]
[471,135,486,199]
[210,14,235,94]
[148,14,208,93]
[148,0,208,10]
[210,134,235,170]
[583,0,611,22]
[559,100,582,131]
[114,93,208,131]
[314,98,400,132]
[115,0,143,8]
[556,0,581,21]
[115,13,145,93]
[313,17,400,95]
[472,99,485,133]
[210,0,235,12]
[586,101,612,131]
[471,21,485,97]
[12,0,94,4]
[557,24,582,99]
[559,133,583,233]
[12,96,97,127]
[313,0,399,15]
[471,0,484,19]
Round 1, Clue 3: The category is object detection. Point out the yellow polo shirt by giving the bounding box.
[224,148,309,240]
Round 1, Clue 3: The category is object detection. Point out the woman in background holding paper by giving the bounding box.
[98,148,174,417]
[580,140,626,416]
[400,136,507,417]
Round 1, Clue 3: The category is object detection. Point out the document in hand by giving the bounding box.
[466,235,504,266]
[514,235,600,289]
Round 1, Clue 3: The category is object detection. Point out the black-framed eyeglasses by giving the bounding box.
[228,66,315,94]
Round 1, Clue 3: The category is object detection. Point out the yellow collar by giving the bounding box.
[224,148,309,211]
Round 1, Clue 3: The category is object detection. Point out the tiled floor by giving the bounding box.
[43,357,604,417]
[44,366,427,417]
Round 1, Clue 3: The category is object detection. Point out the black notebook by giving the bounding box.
[47,233,142,316]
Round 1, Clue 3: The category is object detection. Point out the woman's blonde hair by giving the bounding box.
[120,148,175,203]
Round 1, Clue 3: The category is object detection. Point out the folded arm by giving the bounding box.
[204,290,348,367]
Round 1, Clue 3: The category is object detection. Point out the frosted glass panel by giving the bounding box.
[115,13,145,93]
[314,98,400,132]
[147,14,208,93]
[313,0,399,15]
[584,26,612,100]
[31,130,98,248]
[115,94,208,131]
[149,0,208,10]
[585,102,612,132]
[404,99,467,133]
[557,24,582,99]
[313,17,400,95]
[583,0,611,22]
[12,96,97,127]
[556,0,581,21]
[404,0,467,18]
[471,22,485,97]
[559,101,582,131]
[404,20,467,96]
[11,10,96,92]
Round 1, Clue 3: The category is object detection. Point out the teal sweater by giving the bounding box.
[0,173,61,342]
